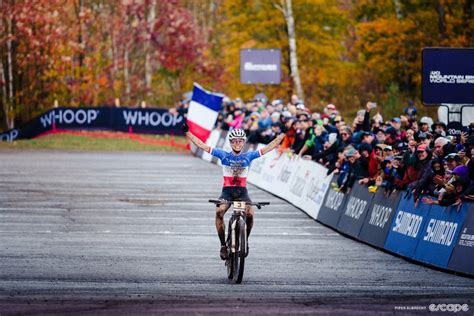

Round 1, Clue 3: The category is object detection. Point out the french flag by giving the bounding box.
[187,83,223,142]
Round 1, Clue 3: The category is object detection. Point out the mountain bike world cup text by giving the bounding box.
[429,71,474,84]
[458,228,474,248]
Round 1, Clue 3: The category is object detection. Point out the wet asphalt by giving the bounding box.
[0,151,473,315]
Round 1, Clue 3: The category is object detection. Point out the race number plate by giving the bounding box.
[233,201,246,210]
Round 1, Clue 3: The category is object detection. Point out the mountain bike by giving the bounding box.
[209,199,269,284]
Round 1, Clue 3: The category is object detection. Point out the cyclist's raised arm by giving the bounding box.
[185,130,211,153]
[182,123,211,153]
[260,133,286,156]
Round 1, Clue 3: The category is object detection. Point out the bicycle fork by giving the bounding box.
[231,218,237,253]
[230,217,247,254]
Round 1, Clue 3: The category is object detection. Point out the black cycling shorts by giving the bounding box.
[218,186,252,203]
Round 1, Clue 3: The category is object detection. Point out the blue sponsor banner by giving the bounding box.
[337,182,374,238]
[448,203,474,275]
[359,190,401,248]
[413,204,468,268]
[0,107,185,141]
[111,108,184,134]
[384,194,431,258]
[316,174,347,229]
[422,48,474,105]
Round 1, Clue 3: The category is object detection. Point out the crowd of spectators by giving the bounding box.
[175,94,474,208]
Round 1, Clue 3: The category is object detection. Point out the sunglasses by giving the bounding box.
[340,133,349,136]
[416,151,426,154]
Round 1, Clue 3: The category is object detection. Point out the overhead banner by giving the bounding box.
[448,203,474,275]
[0,107,185,142]
[240,49,281,85]
[422,48,474,105]
[384,195,431,258]
[359,190,401,248]
[413,203,469,269]
[316,174,347,229]
[337,182,375,238]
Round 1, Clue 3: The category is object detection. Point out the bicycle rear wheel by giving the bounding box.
[233,218,246,284]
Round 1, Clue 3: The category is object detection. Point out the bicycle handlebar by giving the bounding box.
[208,199,270,208]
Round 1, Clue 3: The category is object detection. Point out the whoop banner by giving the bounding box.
[359,190,401,248]
[336,182,375,238]
[187,83,223,142]
[316,174,347,228]
[0,107,185,141]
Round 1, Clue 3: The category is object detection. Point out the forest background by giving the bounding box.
[0,0,473,130]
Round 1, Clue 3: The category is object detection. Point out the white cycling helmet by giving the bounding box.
[228,128,247,141]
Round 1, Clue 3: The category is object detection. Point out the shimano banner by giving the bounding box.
[240,49,281,85]
[0,107,185,141]
[384,195,431,258]
[422,48,474,105]
[336,182,375,238]
[359,190,401,248]
[413,203,469,269]
[316,174,347,229]
[448,203,474,275]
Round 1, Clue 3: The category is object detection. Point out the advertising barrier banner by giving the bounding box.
[197,128,474,276]
[384,194,431,258]
[0,107,185,141]
[337,182,375,238]
[359,190,401,248]
[413,203,469,269]
[448,203,474,275]
[316,174,347,229]
[112,108,184,134]
[248,153,331,220]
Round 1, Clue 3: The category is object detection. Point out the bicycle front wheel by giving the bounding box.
[233,218,246,284]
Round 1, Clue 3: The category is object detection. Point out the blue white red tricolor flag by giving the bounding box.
[187,83,223,142]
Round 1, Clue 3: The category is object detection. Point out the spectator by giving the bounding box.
[204,92,471,208]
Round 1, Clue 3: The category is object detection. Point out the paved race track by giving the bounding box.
[0,151,473,315]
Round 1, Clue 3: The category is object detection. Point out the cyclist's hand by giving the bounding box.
[181,121,189,133]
